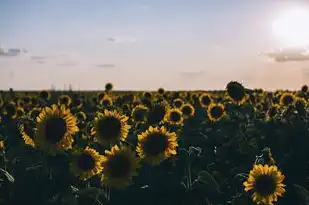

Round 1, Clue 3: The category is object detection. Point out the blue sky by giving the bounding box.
[1,0,309,90]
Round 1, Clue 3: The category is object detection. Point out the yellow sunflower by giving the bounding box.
[100,95,113,107]
[173,98,184,108]
[279,93,295,107]
[76,111,87,121]
[38,90,51,101]
[19,119,36,148]
[243,164,285,205]
[35,104,79,155]
[28,108,42,120]
[266,104,280,121]
[131,104,148,123]
[70,146,104,181]
[71,97,84,109]
[58,95,72,107]
[164,108,184,126]
[180,103,195,118]
[101,144,140,188]
[137,126,178,165]
[199,93,213,107]
[91,110,130,145]
[207,103,226,121]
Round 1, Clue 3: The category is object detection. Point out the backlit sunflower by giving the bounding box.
[71,97,84,109]
[76,111,87,121]
[137,126,178,165]
[164,108,184,126]
[279,93,295,107]
[243,164,285,205]
[131,104,148,123]
[3,102,17,119]
[180,103,195,118]
[266,105,280,121]
[100,95,113,107]
[35,104,79,155]
[38,90,51,101]
[101,144,140,188]
[173,98,184,108]
[207,103,226,121]
[91,110,130,145]
[16,107,25,118]
[70,146,104,180]
[146,101,169,125]
[199,93,213,107]
[58,95,72,107]
[28,108,42,120]
[19,119,36,148]
[97,91,106,101]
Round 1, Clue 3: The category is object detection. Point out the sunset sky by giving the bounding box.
[1,0,309,90]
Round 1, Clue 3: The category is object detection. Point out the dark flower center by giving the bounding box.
[174,100,183,108]
[40,91,49,100]
[23,97,30,104]
[72,98,82,107]
[97,117,122,140]
[170,111,181,122]
[102,99,112,106]
[182,105,193,116]
[147,104,166,124]
[210,106,224,119]
[106,154,131,178]
[254,175,277,197]
[60,97,69,105]
[133,108,147,122]
[143,132,169,156]
[77,153,95,171]
[282,95,294,106]
[44,116,67,144]
[201,96,211,106]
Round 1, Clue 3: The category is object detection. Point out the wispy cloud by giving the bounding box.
[264,47,309,62]
[0,46,27,57]
[107,36,137,43]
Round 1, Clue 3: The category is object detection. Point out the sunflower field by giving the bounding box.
[0,81,309,205]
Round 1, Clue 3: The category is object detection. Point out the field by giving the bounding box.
[0,81,309,205]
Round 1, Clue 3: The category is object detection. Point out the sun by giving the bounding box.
[272,9,309,47]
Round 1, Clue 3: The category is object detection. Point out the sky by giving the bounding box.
[1,0,309,91]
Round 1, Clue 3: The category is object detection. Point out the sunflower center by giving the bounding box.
[201,96,211,106]
[60,97,69,105]
[182,106,193,116]
[254,175,277,197]
[170,111,181,122]
[133,109,147,122]
[143,132,169,155]
[210,106,224,119]
[106,154,131,178]
[77,153,95,171]
[44,116,67,144]
[97,117,122,140]
[40,91,49,100]
[282,95,294,106]
[147,104,166,124]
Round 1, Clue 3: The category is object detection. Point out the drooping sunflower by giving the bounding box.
[146,101,169,125]
[105,83,113,92]
[164,108,184,126]
[243,164,285,205]
[58,95,72,107]
[131,104,148,123]
[173,98,184,108]
[3,102,18,119]
[226,81,246,104]
[38,90,51,101]
[91,110,130,145]
[101,144,140,188]
[279,93,295,107]
[199,93,213,108]
[19,119,36,148]
[70,146,104,180]
[35,104,79,155]
[180,103,195,118]
[137,126,178,165]
[207,103,226,121]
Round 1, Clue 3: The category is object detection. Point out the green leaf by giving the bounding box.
[0,168,14,183]
[197,170,220,193]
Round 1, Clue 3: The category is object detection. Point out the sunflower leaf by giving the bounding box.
[294,184,309,205]
[0,168,14,183]
[197,170,220,193]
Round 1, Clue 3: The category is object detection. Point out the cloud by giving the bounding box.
[107,36,137,43]
[0,46,27,57]
[264,47,309,62]
[95,64,116,68]
[31,56,48,60]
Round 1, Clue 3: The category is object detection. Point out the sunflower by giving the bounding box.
[91,110,130,145]
[137,126,178,165]
[100,95,113,107]
[58,95,72,107]
[173,98,184,108]
[131,104,148,123]
[76,111,87,121]
[143,91,152,99]
[0,141,4,149]
[3,102,17,119]
[19,119,36,148]
[180,103,195,118]
[35,104,79,155]
[301,84,308,93]
[207,103,226,121]
[266,105,280,121]
[105,83,113,92]
[22,95,31,106]
[97,91,106,101]
[70,147,104,180]
[226,81,246,104]
[243,164,285,205]
[279,93,295,107]
[71,97,84,109]
[38,90,51,101]
[164,108,184,126]
[199,93,213,107]
[158,88,165,95]
[28,108,42,120]
[101,144,140,188]
[16,107,25,118]
[146,102,169,125]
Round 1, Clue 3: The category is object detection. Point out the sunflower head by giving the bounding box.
[199,93,212,107]
[266,105,280,121]
[158,88,165,95]
[164,108,184,126]
[70,147,104,180]
[35,104,79,155]
[91,110,130,145]
[100,95,113,107]
[76,111,87,121]
[29,108,42,120]
[280,93,295,107]
[30,96,39,107]
[243,164,285,205]
[105,83,113,92]
[58,95,72,107]
[301,84,308,93]
[131,105,148,123]
[97,91,106,101]
[71,97,84,109]
[295,97,307,114]
[207,103,226,122]
[137,126,178,165]
[16,107,25,118]
[146,102,168,125]
[173,98,184,108]
[180,103,195,118]
[39,90,51,101]
[226,81,246,103]
[3,102,17,119]
[143,91,152,99]
[19,118,36,148]
[101,144,140,188]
